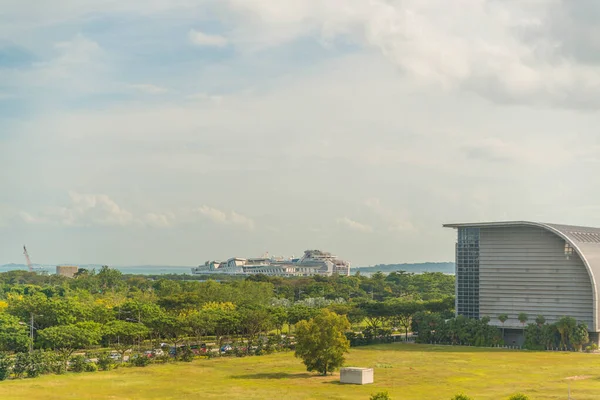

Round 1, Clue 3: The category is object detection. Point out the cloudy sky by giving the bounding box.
[2,0,600,267]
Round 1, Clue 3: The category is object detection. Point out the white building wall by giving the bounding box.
[479,226,594,329]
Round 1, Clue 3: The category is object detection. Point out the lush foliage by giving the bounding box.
[507,394,529,400]
[370,391,392,400]
[523,317,591,351]
[412,314,501,347]
[295,309,350,375]
[0,267,456,380]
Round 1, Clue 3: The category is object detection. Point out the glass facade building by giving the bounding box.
[456,227,480,318]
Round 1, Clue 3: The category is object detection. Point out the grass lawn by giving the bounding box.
[1,343,600,399]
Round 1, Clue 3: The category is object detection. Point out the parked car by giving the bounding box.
[220,344,232,353]
[153,348,164,356]
[190,344,207,354]
[109,352,121,360]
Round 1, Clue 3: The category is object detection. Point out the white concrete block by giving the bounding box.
[340,367,374,385]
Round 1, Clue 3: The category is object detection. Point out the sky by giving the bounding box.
[2,0,600,267]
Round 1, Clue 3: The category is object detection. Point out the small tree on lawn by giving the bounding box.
[294,309,350,376]
[507,394,529,400]
[518,313,528,327]
[451,394,473,400]
[38,322,102,370]
[370,391,392,400]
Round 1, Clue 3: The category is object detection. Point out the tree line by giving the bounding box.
[0,267,455,380]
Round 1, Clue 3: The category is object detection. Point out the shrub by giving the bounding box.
[96,352,115,371]
[0,352,13,381]
[370,391,391,400]
[27,350,49,378]
[70,355,87,373]
[451,394,474,400]
[13,351,48,379]
[180,346,194,362]
[13,353,28,378]
[205,346,216,359]
[507,394,529,400]
[154,354,171,364]
[130,354,151,367]
[84,362,98,372]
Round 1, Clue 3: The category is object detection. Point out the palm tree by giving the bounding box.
[555,316,577,351]
[498,314,508,340]
[535,315,545,326]
[518,313,528,327]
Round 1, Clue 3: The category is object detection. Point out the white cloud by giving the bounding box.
[22,192,135,227]
[196,206,255,230]
[127,84,168,94]
[141,212,175,228]
[188,29,228,47]
[226,0,600,108]
[337,217,373,233]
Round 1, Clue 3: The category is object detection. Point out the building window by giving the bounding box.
[564,242,575,259]
[456,228,480,319]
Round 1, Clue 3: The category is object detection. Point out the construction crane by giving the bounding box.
[23,245,33,272]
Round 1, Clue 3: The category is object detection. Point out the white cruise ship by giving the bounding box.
[191,250,350,277]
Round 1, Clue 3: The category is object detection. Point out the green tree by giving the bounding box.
[294,309,350,376]
[555,316,577,351]
[0,313,29,352]
[535,315,545,326]
[0,352,13,380]
[517,313,528,327]
[185,309,215,346]
[239,306,273,352]
[154,314,189,356]
[450,394,473,400]
[97,266,123,292]
[571,322,589,352]
[269,306,288,334]
[498,313,508,341]
[359,301,391,330]
[38,322,102,369]
[103,320,149,361]
[507,394,529,400]
[497,314,508,325]
[388,299,424,340]
[370,391,392,400]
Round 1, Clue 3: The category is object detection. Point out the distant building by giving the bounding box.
[56,265,79,278]
[444,221,600,344]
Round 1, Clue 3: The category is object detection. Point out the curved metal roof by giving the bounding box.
[444,221,600,331]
